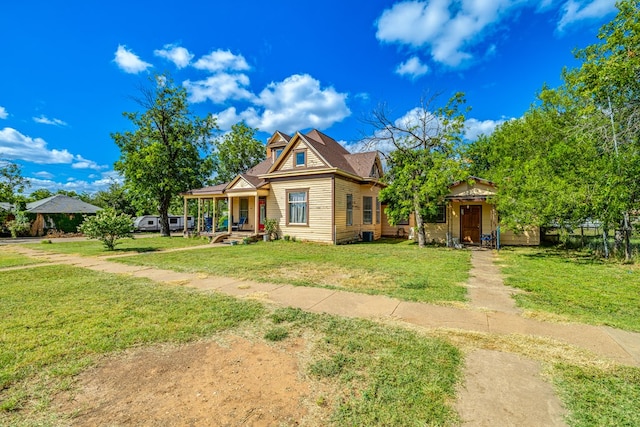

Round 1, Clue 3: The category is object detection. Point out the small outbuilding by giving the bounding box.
[26,194,102,236]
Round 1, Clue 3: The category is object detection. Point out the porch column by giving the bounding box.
[212,198,217,233]
[227,196,233,233]
[254,195,260,234]
[197,198,202,233]
[183,197,188,235]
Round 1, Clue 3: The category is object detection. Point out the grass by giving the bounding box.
[0,264,263,419]
[0,258,465,426]
[553,364,640,427]
[269,307,462,426]
[114,239,471,303]
[498,247,640,332]
[24,234,211,257]
[0,249,43,268]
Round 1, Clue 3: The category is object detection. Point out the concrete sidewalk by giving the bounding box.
[7,245,640,367]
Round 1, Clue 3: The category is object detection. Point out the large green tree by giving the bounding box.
[113,74,216,236]
[469,88,594,232]
[212,122,265,184]
[563,0,640,260]
[365,93,468,247]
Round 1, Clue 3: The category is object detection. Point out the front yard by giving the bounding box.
[114,238,471,303]
[3,240,640,426]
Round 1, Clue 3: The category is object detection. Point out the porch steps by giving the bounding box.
[220,233,261,245]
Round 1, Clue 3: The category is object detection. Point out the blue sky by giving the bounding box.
[0,0,618,195]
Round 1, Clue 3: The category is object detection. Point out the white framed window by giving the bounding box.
[295,149,306,167]
[363,196,372,224]
[287,190,308,225]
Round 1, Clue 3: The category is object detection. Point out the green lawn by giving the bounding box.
[114,239,471,303]
[498,247,640,332]
[553,364,640,427]
[0,250,43,268]
[25,235,211,257]
[0,261,465,426]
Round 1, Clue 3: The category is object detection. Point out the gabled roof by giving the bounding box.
[265,129,381,181]
[266,131,291,148]
[26,194,102,214]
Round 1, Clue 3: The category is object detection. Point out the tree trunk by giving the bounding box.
[614,228,623,254]
[158,197,171,237]
[602,227,609,259]
[413,195,426,248]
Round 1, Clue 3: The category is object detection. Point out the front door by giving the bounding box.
[258,198,266,231]
[460,205,481,244]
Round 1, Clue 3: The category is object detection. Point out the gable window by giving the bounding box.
[376,197,381,224]
[295,149,306,167]
[274,148,283,159]
[363,196,373,224]
[346,194,353,226]
[287,190,308,225]
[425,204,446,223]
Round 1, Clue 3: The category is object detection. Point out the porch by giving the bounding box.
[181,185,269,237]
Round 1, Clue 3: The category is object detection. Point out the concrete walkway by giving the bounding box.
[4,245,640,426]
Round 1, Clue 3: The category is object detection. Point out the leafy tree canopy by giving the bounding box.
[365,92,468,247]
[0,160,29,205]
[112,73,217,236]
[212,122,266,184]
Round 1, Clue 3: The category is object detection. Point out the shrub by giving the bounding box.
[78,208,133,250]
[6,211,30,238]
[263,218,278,240]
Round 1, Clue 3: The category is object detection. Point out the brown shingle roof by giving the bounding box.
[345,152,379,178]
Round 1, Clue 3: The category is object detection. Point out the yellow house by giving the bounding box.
[382,177,540,246]
[182,129,385,244]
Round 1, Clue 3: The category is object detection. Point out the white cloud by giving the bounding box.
[184,73,255,103]
[0,106,7,119]
[33,115,67,126]
[558,0,616,31]
[71,155,108,171]
[0,127,107,174]
[26,171,122,195]
[395,56,429,79]
[464,117,508,140]
[34,171,54,179]
[214,74,351,134]
[114,45,152,74]
[154,44,194,68]
[376,0,515,68]
[193,49,250,72]
[0,127,74,164]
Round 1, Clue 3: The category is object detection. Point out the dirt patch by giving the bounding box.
[56,336,319,426]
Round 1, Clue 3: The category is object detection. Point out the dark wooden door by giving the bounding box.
[461,205,481,244]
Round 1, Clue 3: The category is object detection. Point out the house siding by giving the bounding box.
[267,176,333,243]
[279,139,325,170]
[334,177,382,243]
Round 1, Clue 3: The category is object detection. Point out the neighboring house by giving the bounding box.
[182,129,385,244]
[26,194,102,236]
[0,202,14,212]
[382,177,540,246]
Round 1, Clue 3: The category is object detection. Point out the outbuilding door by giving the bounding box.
[460,205,481,244]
